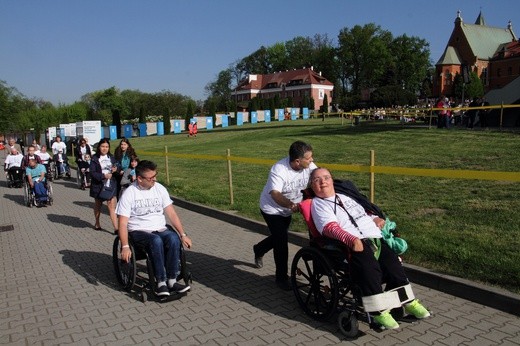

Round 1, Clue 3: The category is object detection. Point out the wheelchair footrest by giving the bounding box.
[361,284,415,312]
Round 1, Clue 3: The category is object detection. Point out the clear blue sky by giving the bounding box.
[1,0,518,105]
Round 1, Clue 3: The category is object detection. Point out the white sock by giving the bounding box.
[168,279,177,287]
[158,281,166,288]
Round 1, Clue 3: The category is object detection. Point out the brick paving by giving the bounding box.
[0,170,519,345]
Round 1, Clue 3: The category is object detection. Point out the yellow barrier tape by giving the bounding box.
[141,151,520,182]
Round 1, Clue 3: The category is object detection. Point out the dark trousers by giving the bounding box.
[349,239,409,297]
[255,211,291,282]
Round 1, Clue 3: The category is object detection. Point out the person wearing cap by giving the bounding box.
[25,157,48,207]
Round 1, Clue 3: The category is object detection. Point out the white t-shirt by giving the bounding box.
[98,155,113,174]
[51,141,66,155]
[116,182,173,233]
[311,193,382,239]
[37,152,51,164]
[5,153,23,169]
[259,157,317,216]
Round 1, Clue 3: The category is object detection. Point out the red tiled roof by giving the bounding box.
[492,40,520,59]
[236,68,333,91]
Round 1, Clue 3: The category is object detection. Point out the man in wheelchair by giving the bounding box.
[25,158,49,207]
[116,160,193,297]
[308,168,430,330]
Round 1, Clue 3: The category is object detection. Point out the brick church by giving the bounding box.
[434,10,519,101]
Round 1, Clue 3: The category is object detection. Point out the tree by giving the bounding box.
[465,71,484,99]
[205,69,233,113]
[371,85,417,107]
[321,94,329,113]
[240,46,271,75]
[163,109,171,134]
[337,24,393,97]
[285,36,314,70]
[387,34,431,92]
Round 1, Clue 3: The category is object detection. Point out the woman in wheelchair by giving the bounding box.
[308,168,430,330]
[116,160,192,297]
[25,158,48,207]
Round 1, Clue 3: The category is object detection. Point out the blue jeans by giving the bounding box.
[33,181,48,202]
[129,226,181,283]
[57,162,69,175]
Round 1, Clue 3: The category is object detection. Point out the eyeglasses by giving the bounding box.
[311,175,331,184]
[139,173,158,181]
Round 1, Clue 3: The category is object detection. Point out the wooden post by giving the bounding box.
[165,146,170,185]
[500,102,504,131]
[370,150,375,204]
[429,105,433,129]
[227,149,234,205]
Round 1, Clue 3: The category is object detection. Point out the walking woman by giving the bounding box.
[90,138,118,233]
[114,138,136,198]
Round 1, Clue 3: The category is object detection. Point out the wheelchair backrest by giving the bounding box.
[299,198,322,240]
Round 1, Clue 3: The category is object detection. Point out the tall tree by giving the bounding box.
[388,34,431,92]
[337,24,392,96]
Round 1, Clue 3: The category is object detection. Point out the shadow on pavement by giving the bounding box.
[187,250,350,338]
[59,249,117,289]
[58,247,349,339]
[48,213,93,229]
[3,192,26,206]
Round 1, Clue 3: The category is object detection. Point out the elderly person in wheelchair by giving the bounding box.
[116,160,192,297]
[4,147,24,188]
[308,167,430,330]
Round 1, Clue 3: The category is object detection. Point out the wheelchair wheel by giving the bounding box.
[291,246,339,321]
[112,236,137,291]
[47,162,55,181]
[76,169,83,189]
[23,181,32,207]
[178,247,192,285]
[53,163,59,180]
[47,182,53,206]
[338,310,359,338]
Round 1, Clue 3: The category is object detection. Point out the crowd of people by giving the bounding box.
[1,135,433,330]
[435,96,491,129]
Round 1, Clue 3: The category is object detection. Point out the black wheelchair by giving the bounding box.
[112,232,192,302]
[23,177,53,207]
[6,166,24,188]
[76,167,91,190]
[290,187,413,338]
[44,162,56,182]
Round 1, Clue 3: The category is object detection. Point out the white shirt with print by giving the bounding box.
[259,156,317,216]
[311,193,382,239]
[116,182,172,233]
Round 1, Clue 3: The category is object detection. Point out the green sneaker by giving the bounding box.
[373,310,399,329]
[405,299,431,319]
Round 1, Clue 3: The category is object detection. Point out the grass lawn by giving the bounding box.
[121,118,520,294]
